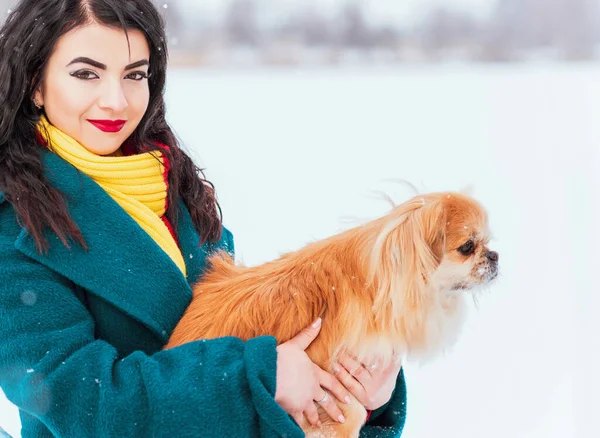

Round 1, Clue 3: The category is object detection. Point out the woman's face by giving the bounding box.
[34,23,151,156]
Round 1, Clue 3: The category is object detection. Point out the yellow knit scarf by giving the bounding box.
[37,116,186,276]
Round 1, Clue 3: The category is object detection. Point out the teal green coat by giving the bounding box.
[0,150,407,437]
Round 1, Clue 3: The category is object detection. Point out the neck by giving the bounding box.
[106,147,123,157]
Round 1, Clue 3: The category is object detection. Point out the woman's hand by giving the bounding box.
[333,351,402,411]
[275,318,352,427]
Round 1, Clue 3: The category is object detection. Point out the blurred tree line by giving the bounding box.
[1,0,598,63]
[162,0,600,63]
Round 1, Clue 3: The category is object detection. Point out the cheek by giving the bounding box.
[43,75,93,132]
[126,85,150,119]
[431,258,474,288]
[121,85,149,136]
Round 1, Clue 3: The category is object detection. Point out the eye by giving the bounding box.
[70,70,99,80]
[458,240,475,256]
[125,71,149,81]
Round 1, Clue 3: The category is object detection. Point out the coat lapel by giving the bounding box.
[13,151,208,344]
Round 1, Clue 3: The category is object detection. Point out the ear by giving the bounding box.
[368,196,446,328]
[31,71,44,107]
[33,87,44,107]
[419,198,447,266]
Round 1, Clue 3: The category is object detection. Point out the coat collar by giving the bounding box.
[11,150,213,344]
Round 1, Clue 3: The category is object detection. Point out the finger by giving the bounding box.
[382,355,403,376]
[316,365,351,405]
[338,352,371,383]
[304,403,322,428]
[287,318,322,351]
[380,362,402,386]
[292,412,305,427]
[362,361,388,381]
[365,361,379,373]
[314,390,346,424]
[390,351,403,368]
[333,361,367,405]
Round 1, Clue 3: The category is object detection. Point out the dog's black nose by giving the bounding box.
[486,251,499,262]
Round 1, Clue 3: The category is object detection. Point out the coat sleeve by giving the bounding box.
[359,369,408,437]
[0,208,303,438]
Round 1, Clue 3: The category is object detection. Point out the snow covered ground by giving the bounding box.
[2,63,598,437]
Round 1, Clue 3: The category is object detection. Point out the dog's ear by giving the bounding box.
[419,196,447,267]
[368,195,446,328]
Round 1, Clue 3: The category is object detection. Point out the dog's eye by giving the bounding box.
[458,240,475,256]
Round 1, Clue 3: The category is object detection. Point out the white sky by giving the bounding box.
[174,0,497,26]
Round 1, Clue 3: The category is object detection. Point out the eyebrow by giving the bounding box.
[66,57,149,70]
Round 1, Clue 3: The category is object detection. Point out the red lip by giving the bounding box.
[88,119,126,133]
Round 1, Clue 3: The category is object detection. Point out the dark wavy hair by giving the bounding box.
[0,0,222,253]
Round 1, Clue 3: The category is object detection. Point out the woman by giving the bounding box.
[0,1,407,437]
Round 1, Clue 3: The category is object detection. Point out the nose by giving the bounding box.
[486,251,499,262]
[98,79,128,113]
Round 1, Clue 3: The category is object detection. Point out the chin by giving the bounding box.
[78,142,122,156]
[80,130,130,156]
[165,191,499,437]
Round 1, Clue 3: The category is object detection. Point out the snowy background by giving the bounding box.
[2,63,598,437]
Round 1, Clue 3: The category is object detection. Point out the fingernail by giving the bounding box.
[312,317,322,328]
[338,414,346,423]
[344,395,351,404]
[332,364,340,373]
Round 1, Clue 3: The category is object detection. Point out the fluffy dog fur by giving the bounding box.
[165,192,499,437]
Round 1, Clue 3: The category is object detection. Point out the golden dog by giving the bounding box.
[166,192,499,437]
